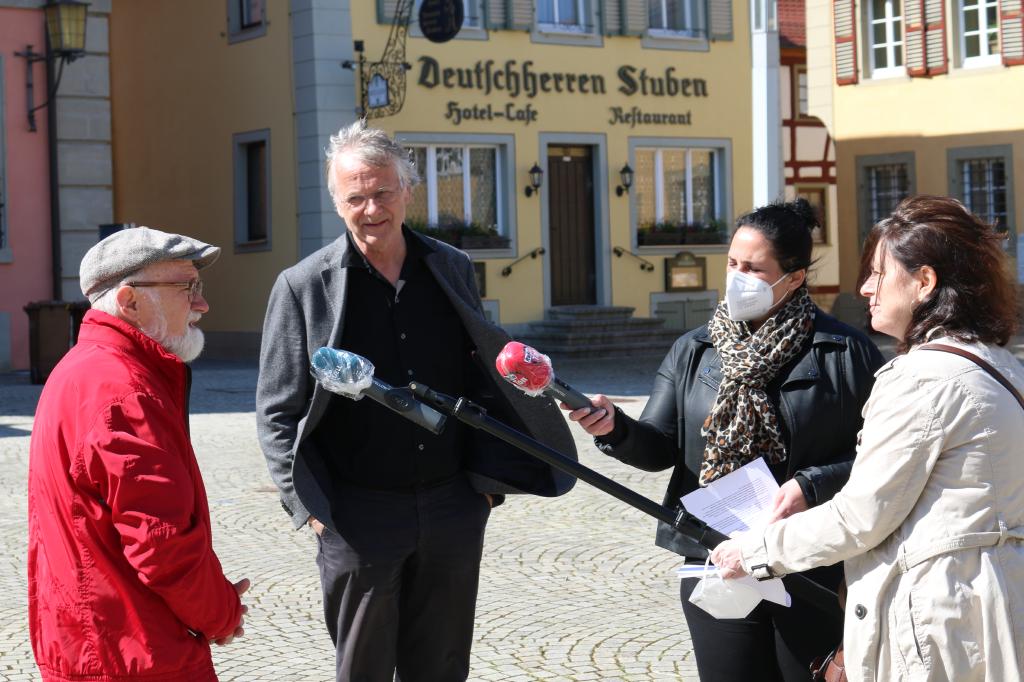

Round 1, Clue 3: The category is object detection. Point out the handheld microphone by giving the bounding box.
[310,347,447,435]
[495,341,594,412]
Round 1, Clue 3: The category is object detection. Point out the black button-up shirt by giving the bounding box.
[312,228,471,491]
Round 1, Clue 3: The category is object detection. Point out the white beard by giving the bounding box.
[162,326,206,363]
[141,311,205,363]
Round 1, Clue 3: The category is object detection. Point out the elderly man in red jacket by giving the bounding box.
[27,226,249,682]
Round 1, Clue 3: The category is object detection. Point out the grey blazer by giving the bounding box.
[256,231,578,530]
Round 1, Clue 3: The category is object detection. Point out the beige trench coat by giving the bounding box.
[739,337,1024,682]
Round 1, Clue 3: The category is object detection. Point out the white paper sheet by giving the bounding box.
[680,457,779,537]
[677,458,791,609]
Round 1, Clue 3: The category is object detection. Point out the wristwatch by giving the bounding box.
[750,563,776,581]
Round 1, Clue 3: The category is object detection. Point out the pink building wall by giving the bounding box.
[0,8,53,371]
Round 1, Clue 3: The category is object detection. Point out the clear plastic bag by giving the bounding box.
[310,347,374,399]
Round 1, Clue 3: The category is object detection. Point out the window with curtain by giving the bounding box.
[866,163,910,224]
[868,0,905,76]
[635,147,725,247]
[537,0,589,31]
[407,144,508,249]
[958,157,1008,233]
[648,0,707,35]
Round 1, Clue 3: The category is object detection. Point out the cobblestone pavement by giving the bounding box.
[4,337,1022,682]
[0,354,699,682]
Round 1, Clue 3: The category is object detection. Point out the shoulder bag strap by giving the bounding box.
[919,343,1024,412]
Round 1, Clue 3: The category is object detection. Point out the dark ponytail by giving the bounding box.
[734,198,818,275]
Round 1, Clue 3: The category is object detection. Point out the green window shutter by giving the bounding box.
[621,0,647,35]
[601,0,622,34]
[1000,0,1024,65]
[507,0,532,30]
[709,0,733,40]
[833,0,858,85]
[485,0,506,28]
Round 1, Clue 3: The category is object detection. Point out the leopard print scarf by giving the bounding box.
[698,287,816,485]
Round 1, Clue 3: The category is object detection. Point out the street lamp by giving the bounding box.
[15,1,90,132]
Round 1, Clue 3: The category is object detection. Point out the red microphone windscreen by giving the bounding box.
[495,341,553,396]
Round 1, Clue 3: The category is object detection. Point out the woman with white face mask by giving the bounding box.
[564,199,885,681]
[712,196,1024,681]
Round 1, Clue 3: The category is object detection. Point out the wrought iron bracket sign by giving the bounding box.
[343,0,466,119]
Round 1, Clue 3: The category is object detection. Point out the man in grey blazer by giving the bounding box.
[256,121,577,682]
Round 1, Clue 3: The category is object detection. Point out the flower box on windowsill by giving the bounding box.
[460,235,511,250]
[637,223,726,247]
[407,221,510,251]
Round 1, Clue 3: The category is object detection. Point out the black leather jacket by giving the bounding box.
[597,309,885,560]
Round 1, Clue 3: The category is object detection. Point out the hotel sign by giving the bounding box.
[417,56,709,127]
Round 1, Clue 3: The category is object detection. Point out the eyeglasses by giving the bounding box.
[340,188,400,210]
[127,279,204,301]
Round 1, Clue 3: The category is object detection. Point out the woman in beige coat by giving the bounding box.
[712,195,1024,682]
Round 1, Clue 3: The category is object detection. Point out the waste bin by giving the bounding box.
[24,300,90,384]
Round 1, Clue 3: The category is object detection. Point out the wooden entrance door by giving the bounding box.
[547,145,596,306]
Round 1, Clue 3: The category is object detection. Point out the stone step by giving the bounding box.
[545,305,635,321]
[527,316,669,334]
[519,305,679,359]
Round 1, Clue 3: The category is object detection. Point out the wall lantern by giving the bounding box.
[16,1,90,132]
[524,162,544,197]
[615,163,634,196]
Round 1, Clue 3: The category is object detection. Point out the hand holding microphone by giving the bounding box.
[495,342,615,434]
[310,347,447,435]
[495,341,593,410]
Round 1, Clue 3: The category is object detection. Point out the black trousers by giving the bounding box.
[680,573,843,682]
[316,477,491,682]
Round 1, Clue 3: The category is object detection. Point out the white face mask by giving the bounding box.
[687,557,763,619]
[724,270,791,322]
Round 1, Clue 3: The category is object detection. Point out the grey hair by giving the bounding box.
[324,119,419,201]
[86,267,145,313]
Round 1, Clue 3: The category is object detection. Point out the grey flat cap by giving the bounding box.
[80,226,221,298]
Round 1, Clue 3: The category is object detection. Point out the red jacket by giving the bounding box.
[28,311,243,681]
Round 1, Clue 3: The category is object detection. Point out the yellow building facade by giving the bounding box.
[807,0,1024,296]
[110,0,299,355]
[361,1,752,332]
[107,0,793,353]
